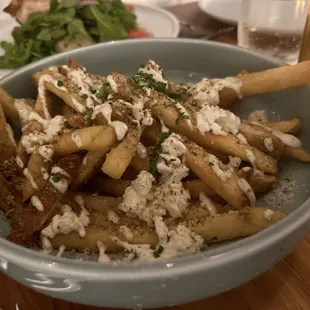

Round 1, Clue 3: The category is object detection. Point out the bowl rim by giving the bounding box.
[1,38,310,280]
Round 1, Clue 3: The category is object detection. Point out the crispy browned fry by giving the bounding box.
[150,98,277,173]
[33,70,87,114]
[219,60,310,108]
[0,101,17,176]
[183,179,220,200]
[239,123,283,156]
[237,168,276,193]
[22,150,51,201]
[283,146,310,162]
[71,150,109,190]
[79,194,121,213]
[102,127,141,179]
[184,140,250,209]
[63,105,86,128]
[12,177,26,195]
[0,174,25,214]
[53,126,116,155]
[50,207,285,252]
[268,119,301,135]
[89,176,131,197]
[0,87,21,129]
[130,147,149,172]
[192,207,286,243]
[9,154,82,243]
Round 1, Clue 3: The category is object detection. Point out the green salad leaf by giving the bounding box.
[0,0,139,69]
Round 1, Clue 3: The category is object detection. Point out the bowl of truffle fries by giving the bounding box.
[0,39,310,308]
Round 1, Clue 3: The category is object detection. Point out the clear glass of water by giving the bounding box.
[238,0,309,64]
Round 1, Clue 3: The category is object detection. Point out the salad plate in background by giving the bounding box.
[0,0,179,79]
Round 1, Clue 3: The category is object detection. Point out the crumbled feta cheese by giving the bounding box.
[248,110,268,123]
[139,60,167,85]
[38,145,54,162]
[136,142,148,159]
[188,77,242,106]
[41,204,90,252]
[196,105,241,136]
[264,209,274,220]
[118,171,155,224]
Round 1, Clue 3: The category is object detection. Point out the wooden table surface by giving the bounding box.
[1,2,310,310]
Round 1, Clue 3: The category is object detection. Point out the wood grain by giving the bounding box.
[0,2,310,309]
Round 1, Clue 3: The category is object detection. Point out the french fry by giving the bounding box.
[22,150,51,201]
[89,176,131,197]
[268,119,301,135]
[219,60,310,108]
[63,105,86,128]
[50,207,285,252]
[150,97,277,173]
[0,87,21,129]
[237,168,276,193]
[33,70,87,113]
[184,140,250,209]
[78,194,122,213]
[0,174,25,214]
[71,150,108,190]
[183,179,220,200]
[239,123,283,156]
[130,150,149,172]
[192,207,286,243]
[0,100,17,176]
[12,177,26,195]
[102,127,141,179]
[53,126,116,155]
[9,154,82,243]
[283,146,310,162]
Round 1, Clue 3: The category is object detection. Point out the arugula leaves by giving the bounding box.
[0,0,138,69]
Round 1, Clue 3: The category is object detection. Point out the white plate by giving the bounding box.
[198,0,240,25]
[0,3,180,79]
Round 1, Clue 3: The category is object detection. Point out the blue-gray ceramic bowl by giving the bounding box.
[1,39,310,308]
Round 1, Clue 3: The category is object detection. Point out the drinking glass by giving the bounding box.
[238,0,309,64]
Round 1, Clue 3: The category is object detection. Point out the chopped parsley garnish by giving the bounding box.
[153,245,164,258]
[91,89,97,94]
[57,80,64,87]
[81,93,88,100]
[209,162,214,167]
[149,130,172,174]
[133,72,167,93]
[50,174,61,182]
[84,109,93,124]
[95,86,109,100]
[168,92,182,101]
[175,111,190,125]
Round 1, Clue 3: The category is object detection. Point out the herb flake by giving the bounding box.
[153,245,164,258]
[175,111,190,125]
[51,174,61,182]
[57,80,64,87]
[149,130,172,174]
